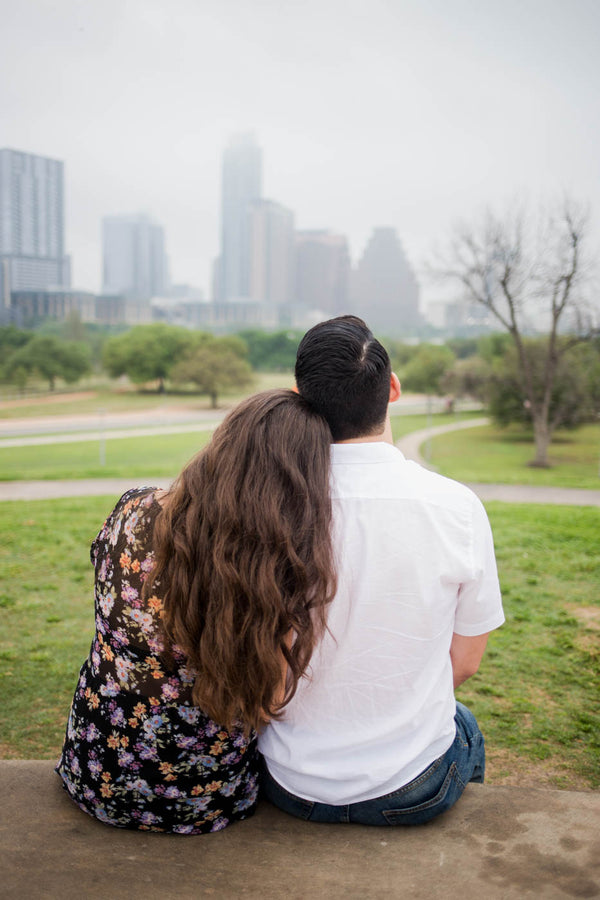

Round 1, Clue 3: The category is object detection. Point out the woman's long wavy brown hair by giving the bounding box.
[146,389,336,734]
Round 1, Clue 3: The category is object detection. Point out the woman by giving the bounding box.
[56,390,335,834]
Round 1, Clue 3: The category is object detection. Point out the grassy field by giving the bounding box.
[0,431,214,481]
[1,498,598,789]
[0,373,296,420]
[429,422,600,490]
[0,411,475,482]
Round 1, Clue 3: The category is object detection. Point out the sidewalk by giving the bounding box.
[396,420,600,507]
[1,416,598,506]
[2,477,599,506]
[2,761,599,899]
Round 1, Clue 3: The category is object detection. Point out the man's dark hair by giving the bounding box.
[295,315,391,441]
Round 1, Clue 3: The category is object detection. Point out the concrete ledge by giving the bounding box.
[1,761,599,899]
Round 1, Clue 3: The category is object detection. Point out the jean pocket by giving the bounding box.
[381,762,464,825]
[263,772,315,821]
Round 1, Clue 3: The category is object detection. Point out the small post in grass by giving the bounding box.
[98,407,106,467]
[425,393,432,464]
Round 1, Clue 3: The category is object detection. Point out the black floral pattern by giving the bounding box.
[56,487,259,834]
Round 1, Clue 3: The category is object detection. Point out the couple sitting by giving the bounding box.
[56,316,504,833]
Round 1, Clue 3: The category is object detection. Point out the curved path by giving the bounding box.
[0,416,599,506]
[395,418,600,507]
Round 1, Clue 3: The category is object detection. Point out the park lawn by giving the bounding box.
[1,498,598,790]
[390,410,482,442]
[0,430,214,481]
[428,421,600,490]
[457,502,600,790]
[0,410,479,482]
[0,372,296,420]
[0,496,113,758]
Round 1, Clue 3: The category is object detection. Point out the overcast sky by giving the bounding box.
[3,0,599,308]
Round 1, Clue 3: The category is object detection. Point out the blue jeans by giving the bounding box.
[260,702,485,826]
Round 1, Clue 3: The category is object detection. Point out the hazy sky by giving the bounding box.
[3,0,599,308]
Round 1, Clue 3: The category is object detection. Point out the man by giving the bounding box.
[259,315,504,825]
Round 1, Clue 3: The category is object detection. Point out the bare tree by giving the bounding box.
[431,200,597,466]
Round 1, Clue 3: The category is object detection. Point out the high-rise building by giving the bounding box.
[102,214,168,302]
[216,133,262,303]
[0,148,70,306]
[352,227,421,336]
[294,230,351,318]
[249,199,295,324]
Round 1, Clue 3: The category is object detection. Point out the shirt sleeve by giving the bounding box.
[453,493,505,636]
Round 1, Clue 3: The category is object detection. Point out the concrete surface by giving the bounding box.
[396,421,600,507]
[395,417,491,467]
[3,411,598,506]
[462,483,600,507]
[0,478,174,501]
[2,476,599,507]
[1,761,599,899]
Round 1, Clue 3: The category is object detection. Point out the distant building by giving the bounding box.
[102,214,168,302]
[0,148,70,306]
[352,227,420,337]
[294,230,351,320]
[11,288,95,327]
[216,133,262,303]
[95,293,127,326]
[249,199,295,325]
[152,299,214,329]
[168,283,205,302]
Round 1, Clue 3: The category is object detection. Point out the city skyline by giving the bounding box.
[2,0,599,313]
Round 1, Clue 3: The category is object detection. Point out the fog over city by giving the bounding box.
[3,0,599,312]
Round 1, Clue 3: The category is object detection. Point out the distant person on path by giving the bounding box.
[57,390,336,834]
[259,316,505,825]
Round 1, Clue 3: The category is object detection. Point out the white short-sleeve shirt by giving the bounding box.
[258,442,504,805]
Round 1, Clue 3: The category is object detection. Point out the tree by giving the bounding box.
[4,336,91,390]
[103,324,198,392]
[445,337,479,359]
[400,344,455,396]
[432,201,597,466]
[236,329,301,371]
[171,338,255,408]
[0,325,32,354]
[441,356,491,403]
[487,338,600,433]
[386,340,420,373]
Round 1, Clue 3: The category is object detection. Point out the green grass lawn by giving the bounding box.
[458,502,600,790]
[390,410,482,441]
[429,422,600,490]
[0,410,475,483]
[0,431,213,481]
[1,498,598,790]
[0,372,296,420]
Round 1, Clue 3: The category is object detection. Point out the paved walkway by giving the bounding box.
[2,419,599,506]
[395,419,600,507]
[1,415,598,506]
[0,397,480,444]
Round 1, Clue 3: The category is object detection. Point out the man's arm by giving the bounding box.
[450,632,489,689]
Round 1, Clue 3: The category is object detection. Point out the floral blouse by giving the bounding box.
[56,487,259,834]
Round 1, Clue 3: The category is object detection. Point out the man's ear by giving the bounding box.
[389,373,401,403]
[291,384,299,394]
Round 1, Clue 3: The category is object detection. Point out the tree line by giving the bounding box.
[0,322,304,409]
[2,319,599,466]
[1,200,598,467]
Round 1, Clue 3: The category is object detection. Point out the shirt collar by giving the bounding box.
[330,442,406,464]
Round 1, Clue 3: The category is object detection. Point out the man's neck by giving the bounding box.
[335,415,394,446]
